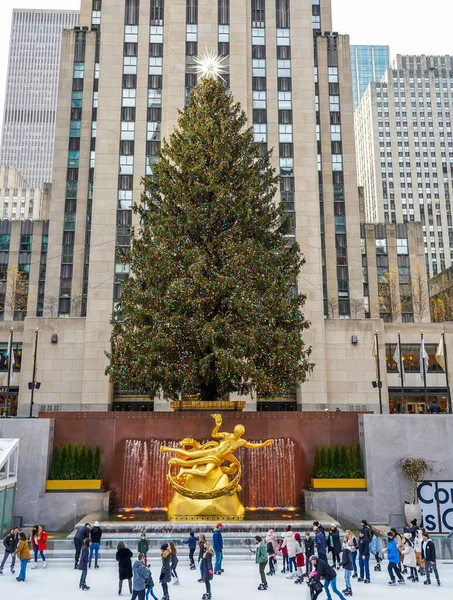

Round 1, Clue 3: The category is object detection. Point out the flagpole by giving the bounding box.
[443,331,452,414]
[6,327,13,417]
[375,330,383,414]
[421,330,428,409]
[29,328,39,418]
[398,331,406,414]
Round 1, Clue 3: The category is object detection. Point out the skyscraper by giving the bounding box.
[350,45,390,110]
[0,9,80,189]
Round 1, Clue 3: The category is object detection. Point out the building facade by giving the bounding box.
[0,167,43,220]
[0,9,80,189]
[350,45,390,110]
[355,55,453,278]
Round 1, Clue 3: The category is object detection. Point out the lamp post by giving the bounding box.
[6,327,13,417]
[29,328,40,418]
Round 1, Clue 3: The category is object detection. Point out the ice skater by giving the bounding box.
[88,521,102,568]
[422,532,441,586]
[31,524,48,569]
[255,535,268,591]
[132,552,150,600]
[169,542,179,585]
[201,541,215,599]
[294,533,305,583]
[159,543,172,600]
[183,531,198,570]
[304,531,314,576]
[402,533,418,582]
[78,537,91,591]
[357,529,370,583]
[386,531,405,586]
[14,532,30,582]
[340,545,353,596]
[116,541,133,595]
[343,530,358,578]
[138,533,149,566]
[328,525,341,569]
[265,529,278,576]
[198,534,207,582]
[310,555,347,600]
[0,527,19,575]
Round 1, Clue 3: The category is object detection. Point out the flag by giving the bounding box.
[372,336,378,357]
[393,339,406,383]
[420,337,429,381]
[435,336,446,372]
[372,334,379,380]
[6,329,14,381]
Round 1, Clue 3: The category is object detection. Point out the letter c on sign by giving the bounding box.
[435,487,449,505]
[418,481,434,504]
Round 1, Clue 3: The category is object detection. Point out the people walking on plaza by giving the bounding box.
[198,534,207,582]
[183,531,198,570]
[278,535,289,573]
[116,540,133,595]
[213,523,223,575]
[169,542,179,585]
[31,524,48,569]
[131,552,150,600]
[422,532,441,586]
[293,533,305,583]
[89,520,102,568]
[386,531,405,586]
[74,522,91,569]
[0,526,19,574]
[255,535,268,590]
[201,541,215,599]
[310,555,347,600]
[282,525,296,577]
[357,529,370,583]
[340,545,353,597]
[138,533,149,566]
[78,537,91,591]
[370,529,382,571]
[314,525,327,563]
[13,532,30,582]
[159,543,172,600]
[343,530,358,578]
[414,529,425,576]
[265,529,277,576]
[304,531,315,575]
[402,533,418,582]
[428,398,442,413]
[328,524,341,569]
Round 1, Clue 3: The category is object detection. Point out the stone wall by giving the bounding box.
[38,491,110,531]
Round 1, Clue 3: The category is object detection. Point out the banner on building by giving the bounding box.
[417,480,453,533]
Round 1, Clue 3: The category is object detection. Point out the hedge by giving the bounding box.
[312,443,364,479]
[49,443,101,480]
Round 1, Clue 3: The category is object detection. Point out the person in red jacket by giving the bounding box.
[31,525,48,569]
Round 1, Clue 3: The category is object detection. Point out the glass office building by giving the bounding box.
[351,45,390,110]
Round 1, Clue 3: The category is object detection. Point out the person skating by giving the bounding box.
[408,519,419,541]
[401,533,418,582]
[30,524,48,569]
[138,533,149,566]
[145,562,159,600]
[390,527,404,572]
[0,526,19,574]
[282,525,297,577]
[265,529,277,576]
[169,542,179,585]
[328,524,341,569]
[183,531,198,570]
[13,532,30,582]
[340,545,353,597]
[304,531,315,576]
[360,520,371,540]
[213,523,223,575]
[422,532,441,586]
[78,537,91,591]
[201,541,215,600]
[386,531,405,585]
[255,535,268,591]
[310,555,347,600]
[314,526,327,563]
[89,521,102,569]
[74,522,91,569]
[116,541,133,595]
[357,530,370,583]
[343,530,358,579]
[414,529,425,576]
[197,534,207,582]
[278,535,289,573]
[159,543,172,600]
[370,529,382,572]
[293,533,305,583]
[307,564,323,600]
[131,552,150,600]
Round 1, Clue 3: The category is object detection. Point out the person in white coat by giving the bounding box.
[401,533,418,582]
[282,526,297,578]
[414,530,425,576]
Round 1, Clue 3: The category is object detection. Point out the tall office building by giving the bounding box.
[350,45,390,110]
[0,9,80,189]
[0,166,43,220]
[355,55,453,277]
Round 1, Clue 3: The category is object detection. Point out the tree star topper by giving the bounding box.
[193,49,228,82]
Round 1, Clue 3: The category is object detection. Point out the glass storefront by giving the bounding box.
[389,393,449,414]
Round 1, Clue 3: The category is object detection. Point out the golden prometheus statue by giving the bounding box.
[160,413,274,520]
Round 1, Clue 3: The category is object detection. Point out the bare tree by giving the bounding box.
[5,267,29,319]
[378,267,401,322]
[71,294,86,317]
[44,295,58,317]
[327,296,338,319]
[350,298,364,319]
[411,265,429,322]
[430,293,453,322]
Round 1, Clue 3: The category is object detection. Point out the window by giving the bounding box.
[118,190,133,209]
[279,124,292,142]
[278,91,291,109]
[119,155,134,175]
[70,121,81,137]
[73,62,84,79]
[376,238,387,254]
[121,121,135,140]
[20,235,32,252]
[150,26,163,43]
[149,57,163,75]
[72,91,83,108]
[276,28,290,46]
[0,235,10,251]
[125,25,138,43]
[253,124,267,142]
[122,88,136,107]
[68,150,79,168]
[123,56,137,74]
[147,122,161,141]
[397,238,408,255]
[253,91,266,109]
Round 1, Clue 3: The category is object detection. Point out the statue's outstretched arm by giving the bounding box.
[210,413,226,439]
[243,439,274,449]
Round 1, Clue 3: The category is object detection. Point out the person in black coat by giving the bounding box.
[428,399,442,414]
[197,534,206,582]
[310,556,347,600]
[341,547,353,596]
[304,531,315,575]
[201,541,215,600]
[422,533,440,585]
[89,521,102,568]
[1,527,19,573]
[328,525,342,569]
[116,541,133,595]
[78,538,91,591]
[357,531,370,583]
[159,543,172,600]
[74,522,91,569]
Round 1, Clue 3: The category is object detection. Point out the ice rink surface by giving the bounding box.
[0,558,452,599]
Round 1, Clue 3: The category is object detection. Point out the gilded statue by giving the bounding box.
[160,414,274,520]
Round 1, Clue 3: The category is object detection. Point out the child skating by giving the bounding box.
[78,538,91,591]
[183,531,198,570]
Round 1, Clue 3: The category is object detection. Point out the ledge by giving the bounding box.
[46,479,103,491]
[310,478,367,490]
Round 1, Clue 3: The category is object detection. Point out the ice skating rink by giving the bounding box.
[0,559,452,599]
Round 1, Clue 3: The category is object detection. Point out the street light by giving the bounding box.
[28,328,40,418]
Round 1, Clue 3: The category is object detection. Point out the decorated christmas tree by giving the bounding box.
[107,64,312,401]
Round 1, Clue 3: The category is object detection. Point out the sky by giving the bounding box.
[0,0,452,131]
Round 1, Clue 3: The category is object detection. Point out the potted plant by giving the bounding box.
[398,457,434,526]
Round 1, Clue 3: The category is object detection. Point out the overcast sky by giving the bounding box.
[0,0,452,134]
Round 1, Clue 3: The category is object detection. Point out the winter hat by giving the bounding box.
[160,543,169,551]
[411,519,418,526]
[267,529,274,536]
[310,555,318,561]
[404,533,412,540]
[94,521,99,527]
[216,522,222,528]
[294,533,301,541]
[286,525,292,532]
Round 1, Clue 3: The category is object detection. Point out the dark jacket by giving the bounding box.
[183,533,199,550]
[328,529,341,555]
[75,525,90,543]
[78,546,89,571]
[315,558,337,582]
[422,539,436,562]
[341,548,353,571]
[213,529,223,552]
[198,541,206,563]
[171,552,178,569]
[315,530,327,554]
[202,550,214,582]
[132,560,149,591]
[90,526,102,544]
[138,538,149,554]
[428,402,442,414]
[304,537,314,557]
[160,550,172,583]
[3,532,19,553]
[358,536,370,557]
[116,547,133,581]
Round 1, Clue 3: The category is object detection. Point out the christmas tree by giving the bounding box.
[107,73,312,401]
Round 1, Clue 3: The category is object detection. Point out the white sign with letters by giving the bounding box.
[417,480,453,533]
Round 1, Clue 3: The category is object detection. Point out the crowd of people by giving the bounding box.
[0,517,445,598]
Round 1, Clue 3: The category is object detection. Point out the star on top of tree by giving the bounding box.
[193,49,228,82]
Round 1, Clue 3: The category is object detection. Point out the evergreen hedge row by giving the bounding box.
[49,444,101,480]
[312,443,364,479]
